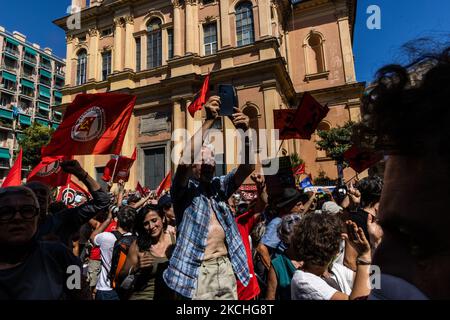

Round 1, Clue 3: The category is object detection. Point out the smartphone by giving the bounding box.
[218,84,238,116]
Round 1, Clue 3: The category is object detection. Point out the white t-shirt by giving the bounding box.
[291,263,355,300]
[330,263,354,296]
[94,232,118,291]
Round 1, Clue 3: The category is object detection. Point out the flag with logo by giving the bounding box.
[156,172,172,197]
[41,93,136,157]
[2,149,22,187]
[102,148,137,183]
[56,180,90,207]
[27,156,71,187]
[188,74,210,117]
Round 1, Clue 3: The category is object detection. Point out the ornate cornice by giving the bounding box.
[88,28,99,37]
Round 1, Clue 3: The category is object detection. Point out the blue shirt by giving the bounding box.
[261,217,286,252]
[163,170,250,298]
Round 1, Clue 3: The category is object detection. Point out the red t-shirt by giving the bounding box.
[89,220,118,261]
[235,209,260,300]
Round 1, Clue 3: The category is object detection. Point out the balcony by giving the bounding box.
[0,107,14,130]
[40,61,52,72]
[23,55,37,66]
[0,147,11,168]
[0,63,18,73]
[4,47,19,58]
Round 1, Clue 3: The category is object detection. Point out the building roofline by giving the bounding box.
[0,28,65,63]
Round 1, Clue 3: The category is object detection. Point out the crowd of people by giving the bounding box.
[0,46,449,300]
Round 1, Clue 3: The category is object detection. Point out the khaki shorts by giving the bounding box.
[87,259,101,288]
[193,256,238,300]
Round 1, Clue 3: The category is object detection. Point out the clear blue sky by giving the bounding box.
[1,0,449,84]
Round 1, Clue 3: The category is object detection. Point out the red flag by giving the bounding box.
[56,180,90,207]
[27,156,71,187]
[293,163,306,176]
[156,172,172,197]
[136,181,149,197]
[344,145,383,173]
[41,93,136,157]
[2,149,22,187]
[188,74,210,117]
[102,148,137,183]
[274,109,302,140]
[275,92,329,140]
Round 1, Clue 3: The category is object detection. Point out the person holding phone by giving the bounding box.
[163,95,255,300]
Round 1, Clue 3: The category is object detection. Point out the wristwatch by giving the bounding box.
[356,257,372,266]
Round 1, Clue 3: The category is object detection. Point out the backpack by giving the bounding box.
[108,231,136,290]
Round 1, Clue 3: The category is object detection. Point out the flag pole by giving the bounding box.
[65,182,70,206]
[110,154,120,184]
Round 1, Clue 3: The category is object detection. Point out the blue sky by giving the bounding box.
[0,0,449,84]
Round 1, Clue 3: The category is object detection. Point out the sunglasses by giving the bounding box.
[0,205,39,222]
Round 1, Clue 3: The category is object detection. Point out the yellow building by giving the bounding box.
[54,0,364,189]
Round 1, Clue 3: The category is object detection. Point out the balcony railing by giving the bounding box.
[0,64,17,72]
[21,73,36,81]
[40,62,52,71]
[0,83,17,92]
[4,47,19,57]
[23,55,37,65]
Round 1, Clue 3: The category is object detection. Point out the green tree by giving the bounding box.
[18,123,54,170]
[290,152,304,169]
[316,121,354,178]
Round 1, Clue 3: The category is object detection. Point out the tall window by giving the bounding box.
[76,49,87,85]
[102,51,112,81]
[305,33,326,75]
[203,23,218,55]
[136,38,141,72]
[167,29,174,60]
[147,18,162,69]
[235,2,254,47]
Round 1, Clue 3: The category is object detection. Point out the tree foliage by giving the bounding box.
[316,121,355,167]
[18,124,54,169]
[290,152,304,169]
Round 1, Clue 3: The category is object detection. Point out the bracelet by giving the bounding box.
[356,257,372,266]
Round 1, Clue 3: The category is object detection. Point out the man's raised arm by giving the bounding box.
[173,96,222,188]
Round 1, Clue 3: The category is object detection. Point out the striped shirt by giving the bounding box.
[163,170,250,298]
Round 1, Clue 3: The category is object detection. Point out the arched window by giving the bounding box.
[76,49,87,85]
[235,2,254,47]
[147,18,162,69]
[305,33,326,75]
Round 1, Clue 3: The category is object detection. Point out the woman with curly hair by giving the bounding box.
[290,213,372,300]
[120,204,176,300]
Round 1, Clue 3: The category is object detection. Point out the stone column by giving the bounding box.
[219,0,231,47]
[172,99,184,171]
[124,16,135,70]
[185,98,194,136]
[258,0,271,38]
[141,34,147,70]
[162,28,169,65]
[172,0,183,57]
[65,35,74,87]
[185,0,194,53]
[336,9,356,83]
[88,28,99,81]
[113,18,125,72]
[262,81,279,158]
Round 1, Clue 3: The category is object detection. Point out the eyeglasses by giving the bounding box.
[0,205,39,222]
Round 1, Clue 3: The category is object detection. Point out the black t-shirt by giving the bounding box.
[0,241,81,300]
